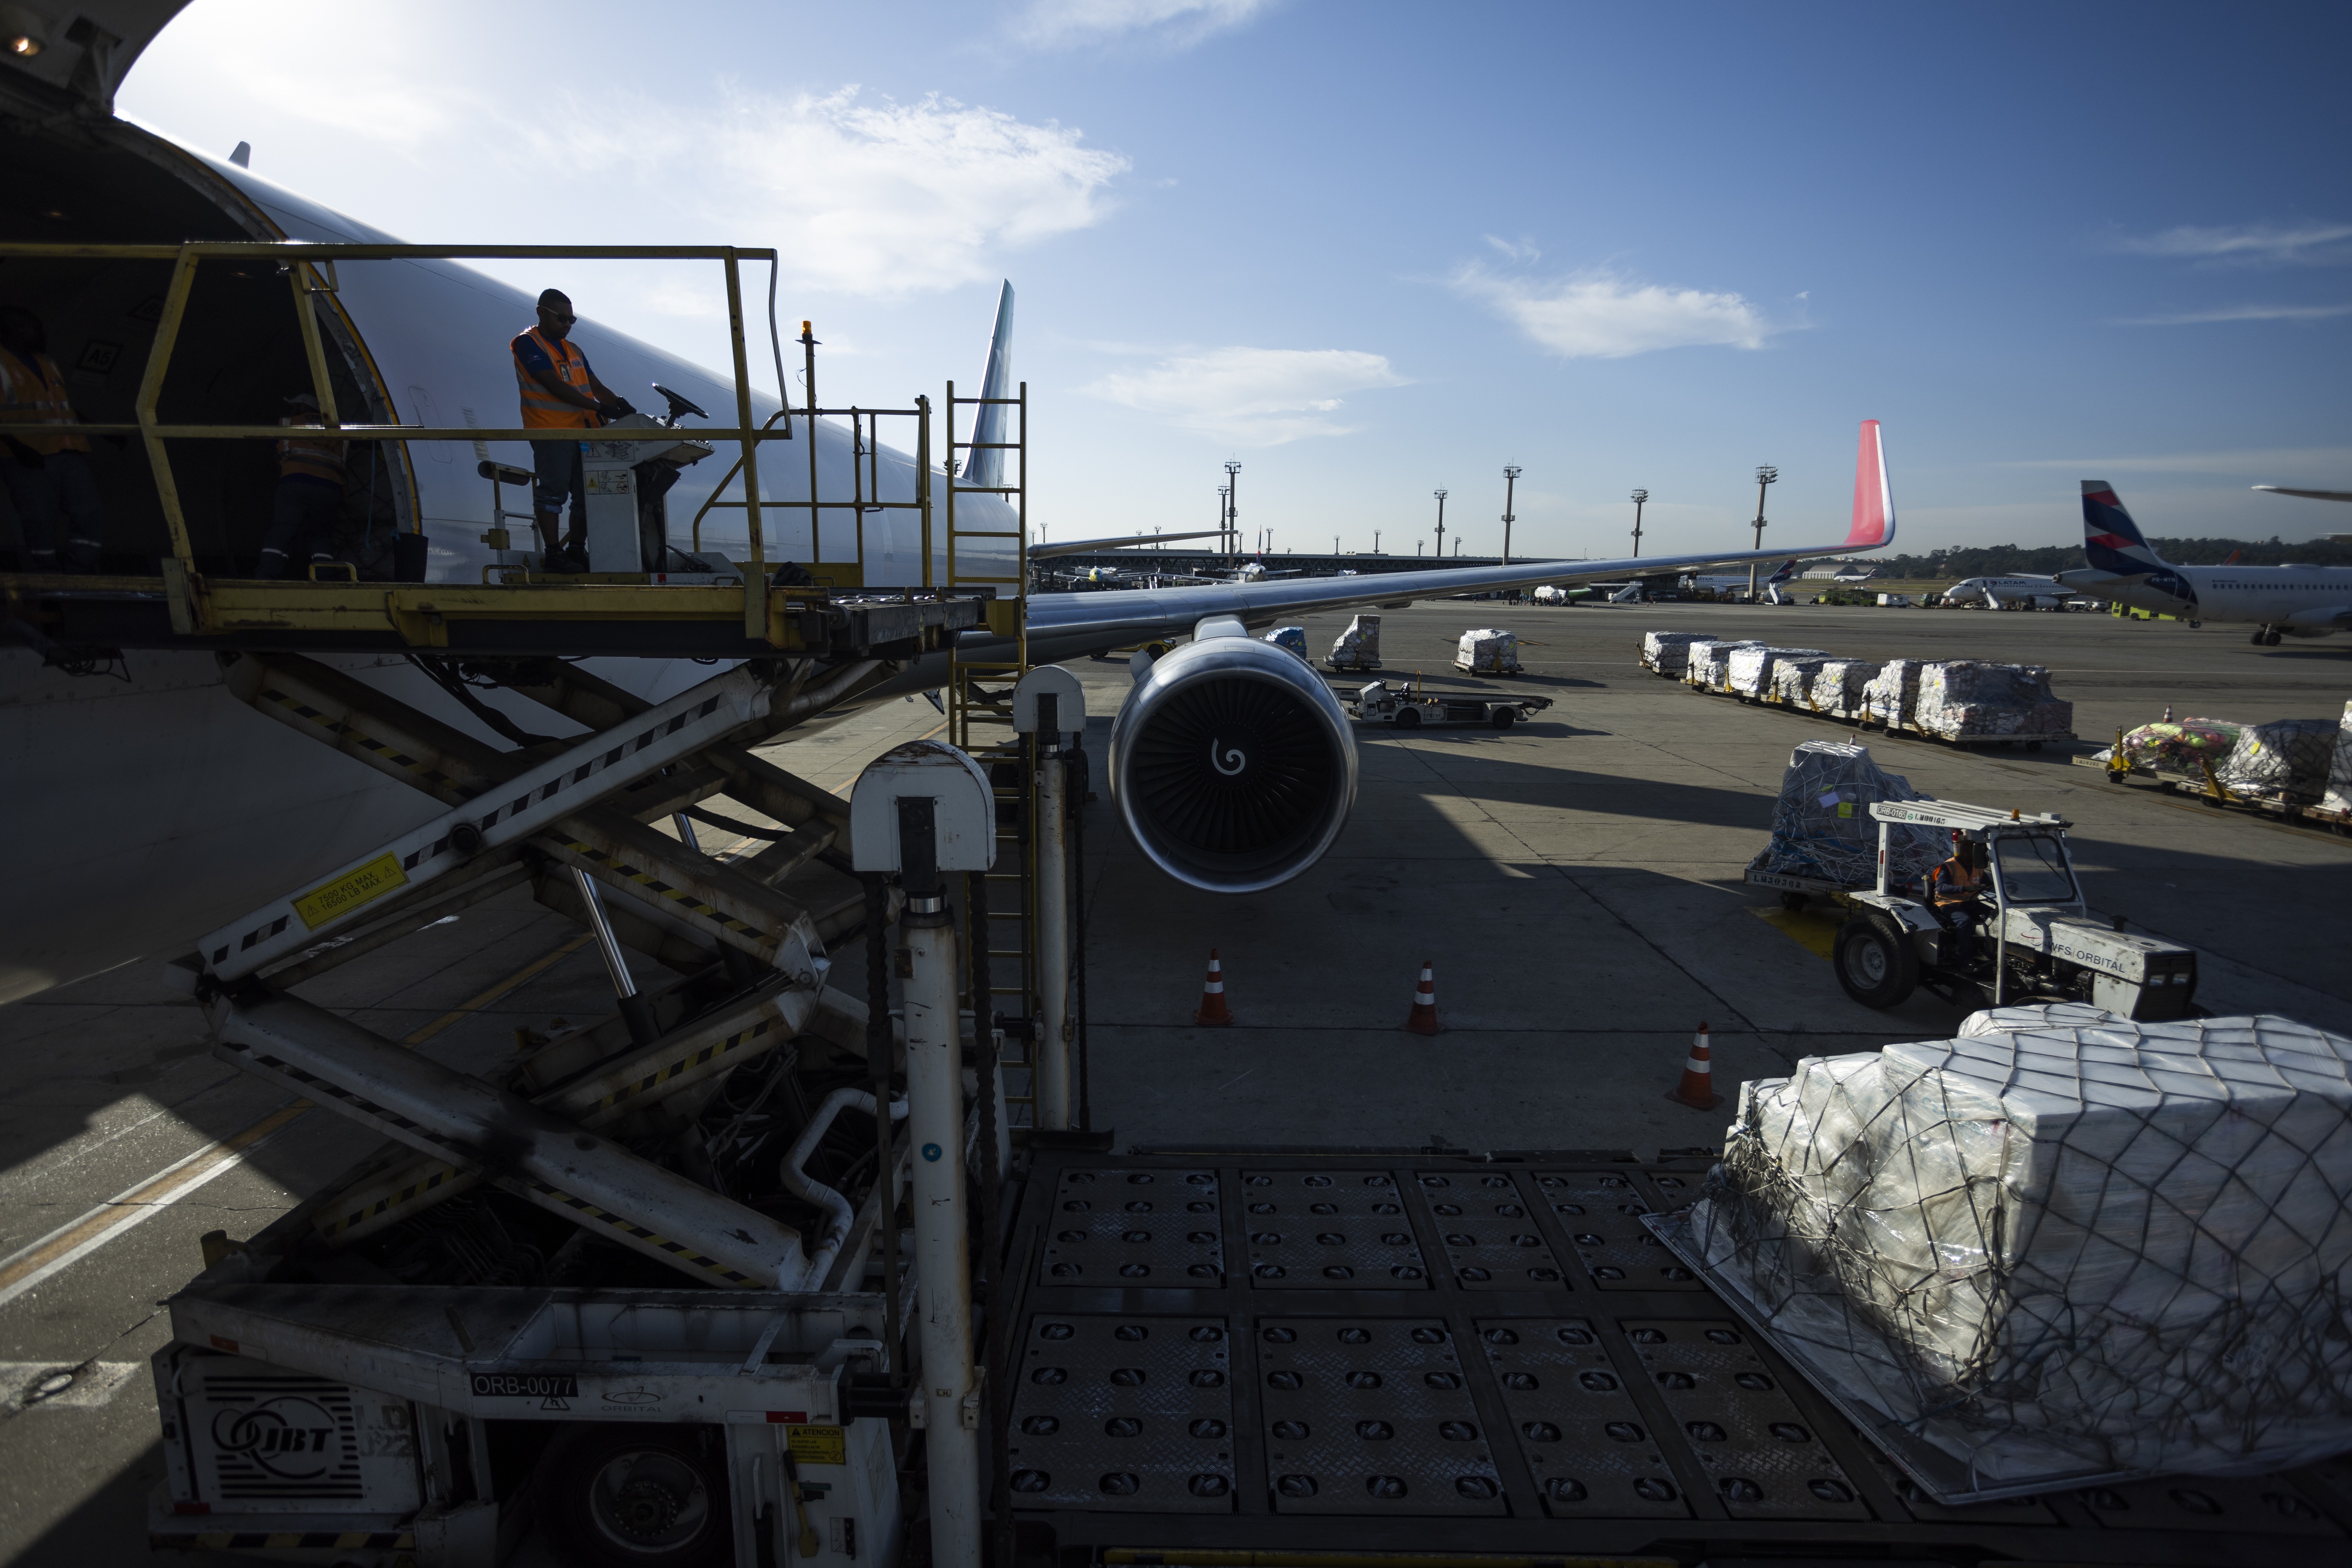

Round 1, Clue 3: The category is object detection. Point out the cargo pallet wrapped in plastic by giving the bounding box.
[2323,702,2352,819]
[1686,639,1764,691]
[1641,630,1716,676]
[1768,657,1833,708]
[1749,740,1943,890]
[1328,613,1381,670]
[1649,1004,2352,1504]
[1860,659,1926,729]
[1728,645,1830,699]
[2217,717,2339,802]
[2114,716,2243,774]
[1912,661,2074,740]
[1456,628,1521,674]
[1809,659,1882,719]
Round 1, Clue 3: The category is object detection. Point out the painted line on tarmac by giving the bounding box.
[0,935,592,1312]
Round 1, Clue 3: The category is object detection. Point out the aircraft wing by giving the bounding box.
[2254,486,2352,504]
[1030,529,1226,559]
[1018,420,1897,655]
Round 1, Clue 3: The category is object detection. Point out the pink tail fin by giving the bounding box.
[1844,419,1896,548]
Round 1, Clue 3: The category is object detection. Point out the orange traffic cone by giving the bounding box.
[1193,949,1233,1026]
[1666,1022,1723,1110]
[1403,960,1442,1036]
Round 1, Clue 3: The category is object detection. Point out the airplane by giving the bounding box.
[2254,485,2352,505]
[2053,481,2352,646]
[1683,559,1800,603]
[1944,573,2080,610]
[0,11,1899,999]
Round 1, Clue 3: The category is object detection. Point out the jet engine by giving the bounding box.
[1109,632,1358,893]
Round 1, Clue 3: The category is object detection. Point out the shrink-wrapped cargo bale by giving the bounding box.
[1912,662,2073,740]
[1455,628,1521,674]
[1748,740,1942,889]
[1768,657,1834,707]
[1686,639,1764,691]
[1328,614,1381,670]
[2324,702,2352,817]
[1726,645,1830,698]
[1810,659,1882,719]
[1653,1005,2352,1503]
[1640,629,1716,675]
[2118,716,2242,773]
[1859,659,1925,728]
[2216,717,2339,801]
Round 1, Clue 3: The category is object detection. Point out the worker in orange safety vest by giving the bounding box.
[256,392,349,578]
[512,288,633,572]
[0,304,104,572]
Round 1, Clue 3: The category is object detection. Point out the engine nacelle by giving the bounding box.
[1108,635,1358,893]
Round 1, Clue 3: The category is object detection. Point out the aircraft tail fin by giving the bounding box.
[2082,481,2168,572]
[1768,558,1798,584]
[1844,419,1896,548]
[965,281,1015,492]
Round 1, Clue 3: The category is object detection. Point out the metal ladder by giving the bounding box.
[943,379,1039,1127]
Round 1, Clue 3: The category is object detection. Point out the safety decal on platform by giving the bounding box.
[788,1425,848,1465]
[292,852,410,931]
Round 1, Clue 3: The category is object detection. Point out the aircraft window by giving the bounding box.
[1993,834,2075,904]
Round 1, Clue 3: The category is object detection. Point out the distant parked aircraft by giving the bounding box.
[2054,482,2352,645]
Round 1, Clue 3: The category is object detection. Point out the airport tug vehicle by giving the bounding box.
[1833,799,2200,1018]
[1346,678,1552,731]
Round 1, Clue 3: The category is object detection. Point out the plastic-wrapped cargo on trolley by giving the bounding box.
[2324,702,2352,819]
[1747,740,1942,891]
[1808,659,1883,719]
[1686,638,1764,692]
[1640,628,1716,676]
[1727,645,1831,698]
[1860,658,1927,730]
[1651,1004,2352,1506]
[1911,661,2073,741]
[2217,717,2340,802]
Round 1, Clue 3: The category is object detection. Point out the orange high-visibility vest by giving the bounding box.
[513,326,601,430]
[277,415,347,487]
[0,347,90,456]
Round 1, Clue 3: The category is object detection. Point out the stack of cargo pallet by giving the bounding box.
[2083,699,2352,831]
[1646,633,2076,747]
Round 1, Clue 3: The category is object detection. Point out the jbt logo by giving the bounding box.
[212,1397,341,1479]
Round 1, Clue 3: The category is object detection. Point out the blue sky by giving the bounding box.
[120,0,2352,560]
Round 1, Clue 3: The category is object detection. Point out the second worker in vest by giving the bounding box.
[0,304,105,572]
[512,288,633,572]
[256,392,348,578]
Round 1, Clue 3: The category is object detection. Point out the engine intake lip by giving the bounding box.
[1110,636,1357,894]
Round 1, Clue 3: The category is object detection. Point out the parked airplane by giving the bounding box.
[0,15,1899,997]
[2053,482,2352,645]
[1683,559,1800,602]
[1945,573,2079,610]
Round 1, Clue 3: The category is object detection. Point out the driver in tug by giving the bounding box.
[1927,830,1991,969]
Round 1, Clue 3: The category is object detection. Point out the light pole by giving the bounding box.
[1630,488,1648,557]
[1500,466,1520,565]
[1433,488,1448,559]
[1217,485,1228,544]
[1747,465,1777,599]
[1224,461,1242,561]
[1373,530,1381,554]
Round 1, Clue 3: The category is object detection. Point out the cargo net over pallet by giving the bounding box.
[1651,1004,2352,1507]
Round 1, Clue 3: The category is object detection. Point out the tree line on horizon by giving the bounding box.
[1848,536,2352,578]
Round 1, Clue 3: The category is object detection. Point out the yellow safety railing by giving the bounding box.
[0,241,794,639]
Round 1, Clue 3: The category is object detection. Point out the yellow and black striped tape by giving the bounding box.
[314,1163,468,1242]
[159,1528,414,1551]
[259,684,465,797]
[527,1179,764,1287]
[561,840,773,951]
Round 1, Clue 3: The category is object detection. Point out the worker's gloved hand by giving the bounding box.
[597,397,636,420]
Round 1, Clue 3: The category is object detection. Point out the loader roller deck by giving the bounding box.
[995,1148,2352,1566]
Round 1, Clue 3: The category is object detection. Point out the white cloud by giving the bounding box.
[1012,0,1273,48]
[1482,234,1541,263]
[2116,222,2352,266]
[1451,264,1773,359]
[2116,302,2352,326]
[1085,347,1407,445]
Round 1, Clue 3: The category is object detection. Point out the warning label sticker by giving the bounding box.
[788,1425,846,1466]
[293,853,410,930]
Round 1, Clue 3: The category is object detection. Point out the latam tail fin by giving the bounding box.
[965,281,1015,492]
[1767,558,1798,584]
[1844,419,1895,549]
[2081,481,2168,572]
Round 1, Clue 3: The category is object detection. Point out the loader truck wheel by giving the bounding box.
[1491,706,1517,730]
[1395,707,1422,730]
[535,1424,731,1567]
[1834,916,1919,1009]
